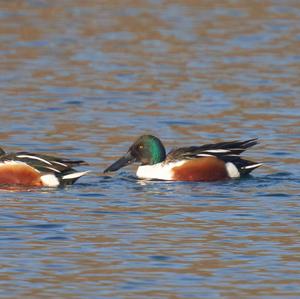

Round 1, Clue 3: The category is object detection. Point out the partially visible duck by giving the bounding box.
[0,147,88,187]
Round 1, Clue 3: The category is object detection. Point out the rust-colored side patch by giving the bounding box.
[0,163,42,186]
[172,157,229,182]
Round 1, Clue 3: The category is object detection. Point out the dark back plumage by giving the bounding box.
[0,147,6,156]
[166,139,258,161]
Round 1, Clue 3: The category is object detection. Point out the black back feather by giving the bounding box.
[166,138,258,161]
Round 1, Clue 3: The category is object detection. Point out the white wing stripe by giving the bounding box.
[62,171,90,180]
[204,149,230,153]
[16,155,52,165]
[242,163,263,169]
[51,161,68,167]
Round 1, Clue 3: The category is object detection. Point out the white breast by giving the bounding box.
[136,161,186,180]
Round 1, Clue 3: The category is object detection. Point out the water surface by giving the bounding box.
[0,1,299,298]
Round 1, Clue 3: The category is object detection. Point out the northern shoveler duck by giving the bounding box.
[104,135,262,181]
[0,147,89,187]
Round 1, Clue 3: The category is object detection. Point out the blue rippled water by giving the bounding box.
[0,0,299,298]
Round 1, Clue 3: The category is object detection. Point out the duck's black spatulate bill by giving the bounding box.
[104,152,135,173]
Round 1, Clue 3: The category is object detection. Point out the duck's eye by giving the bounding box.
[138,145,144,149]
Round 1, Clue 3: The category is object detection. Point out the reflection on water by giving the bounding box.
[0,0,300,298]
